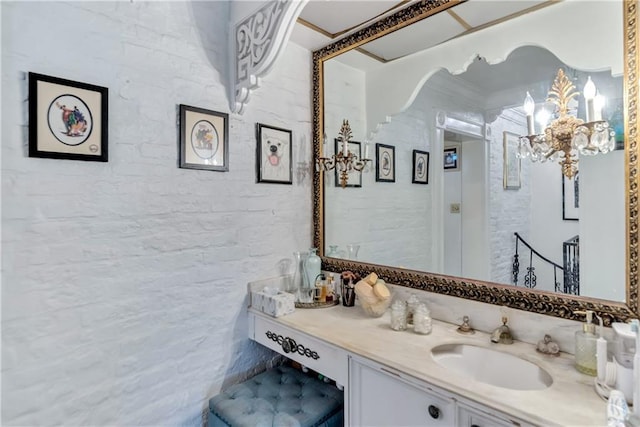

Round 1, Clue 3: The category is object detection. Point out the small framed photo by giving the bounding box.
[179,104,228,172]
[444,146,459,171]
[335,139,362,188]
[562,173,579,221]
[503,131,521,190]
[412,150,430,184]
[376,144,395,182]
[256,123,292,184]
[29,72,108,162]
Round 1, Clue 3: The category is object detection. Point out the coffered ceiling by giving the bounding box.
[291,0,556,68]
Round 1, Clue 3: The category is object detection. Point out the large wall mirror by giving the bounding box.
[312,0,640,324]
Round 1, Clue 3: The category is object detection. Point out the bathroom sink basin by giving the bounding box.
[431,344,553,391]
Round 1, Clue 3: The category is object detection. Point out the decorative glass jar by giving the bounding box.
[390,300,408,331]
[406,294,420,326]
[413,303,432,335]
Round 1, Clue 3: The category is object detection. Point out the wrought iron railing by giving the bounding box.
[512,232,563,293]
[512,233,580,295]
[562,235,580,295]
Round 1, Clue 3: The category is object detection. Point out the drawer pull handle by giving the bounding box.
[471,425,480,427]
[428,405,440,419]
[265,331,320,360]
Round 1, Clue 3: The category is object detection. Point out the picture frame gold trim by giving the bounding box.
[312,0,640,324]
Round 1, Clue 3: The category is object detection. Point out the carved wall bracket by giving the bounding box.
[231,0,308,114]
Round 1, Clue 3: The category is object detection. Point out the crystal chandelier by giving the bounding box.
[517,69,616,179]
[316,119,371,188]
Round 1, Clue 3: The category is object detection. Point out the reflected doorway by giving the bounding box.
[443,132,488,279]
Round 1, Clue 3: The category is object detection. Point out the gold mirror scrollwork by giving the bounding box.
[312,0,640,324]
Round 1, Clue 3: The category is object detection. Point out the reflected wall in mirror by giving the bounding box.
[312,0,640,323]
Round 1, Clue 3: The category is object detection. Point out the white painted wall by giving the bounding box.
[461,138,488,280]
[486,110,531,286]
[580,151,626,302]
[2,2,312,425]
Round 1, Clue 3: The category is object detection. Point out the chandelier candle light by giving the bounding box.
[316,119,371,188]
[517,69,616,180]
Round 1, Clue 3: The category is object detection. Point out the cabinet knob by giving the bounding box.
[428,405,440,419]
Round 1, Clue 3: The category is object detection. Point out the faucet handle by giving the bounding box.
[502,316,508,325]
[457,315,475,335]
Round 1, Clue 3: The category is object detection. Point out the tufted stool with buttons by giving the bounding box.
[208,365,344,427]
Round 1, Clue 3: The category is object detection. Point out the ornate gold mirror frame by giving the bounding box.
[312,0,640,324]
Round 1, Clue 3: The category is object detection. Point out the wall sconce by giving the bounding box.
[517,69,615,179]
[316,119,371,188]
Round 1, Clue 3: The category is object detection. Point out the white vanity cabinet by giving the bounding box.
[348,355,532,427]
[349,355,456,426]
[248,311,348,386]
[456,402,533,427]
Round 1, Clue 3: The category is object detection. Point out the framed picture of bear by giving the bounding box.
[256,123,292,184]
[29,72,109,162]
[179,104,229,172]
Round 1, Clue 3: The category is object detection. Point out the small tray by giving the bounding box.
[295,299,340,309]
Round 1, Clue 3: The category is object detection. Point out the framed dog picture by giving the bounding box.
[179,104,228,172]
[29,72,108,162]
[256,123,292,184]
[412,150,429,184]
[376,143,395,182]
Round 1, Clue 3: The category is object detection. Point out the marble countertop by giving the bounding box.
[252,305,607,427]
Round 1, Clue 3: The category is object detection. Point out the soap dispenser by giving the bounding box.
[574,310,598,376]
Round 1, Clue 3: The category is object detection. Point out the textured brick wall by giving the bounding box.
[2,1,311,425]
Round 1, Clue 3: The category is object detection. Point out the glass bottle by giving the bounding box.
[292,251,309,303]
[390,300,408,331]
[346,244,360,260]
[413,303,432,335]
[327,245,340,257]
[305,248,322,296]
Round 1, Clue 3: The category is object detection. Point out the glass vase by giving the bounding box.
[346,244,360,260]
[293,251,310,303]
[305,248,322,293]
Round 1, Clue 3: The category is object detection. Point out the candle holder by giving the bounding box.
[316,119,371,188]
[518,69,615,180]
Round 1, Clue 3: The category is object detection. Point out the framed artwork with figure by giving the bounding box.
[412,150,429,184]
[256,123,292,184]
[179,104,229,172]
[376,143,395,182]
[443,146,459,171]
[503,131,521,190]
[563,172,579,221]
[29,72,108,162]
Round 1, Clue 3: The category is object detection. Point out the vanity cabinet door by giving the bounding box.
[457,403,532,427]
[349,355,455,427]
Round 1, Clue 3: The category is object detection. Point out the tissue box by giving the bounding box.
[252,289,295,317]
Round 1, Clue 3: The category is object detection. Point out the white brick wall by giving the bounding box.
[2,1,311,425]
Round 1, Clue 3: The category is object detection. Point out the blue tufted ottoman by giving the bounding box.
[208,365,344,427]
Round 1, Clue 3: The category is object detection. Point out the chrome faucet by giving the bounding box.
[490,316,514,344]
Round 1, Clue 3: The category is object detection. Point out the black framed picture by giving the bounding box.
[335,139,362,187]
[179,104,229,172]
[562,173,579,221]
[444,146,459,171]
[29,72,108,162]
[256,123,293,184]
[412,150,429,184]
[376,143,395,182]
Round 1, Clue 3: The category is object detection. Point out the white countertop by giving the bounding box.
[251,305,607,427]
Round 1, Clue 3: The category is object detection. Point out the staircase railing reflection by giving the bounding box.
[562,235,580,295]
[512,232,576,294]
